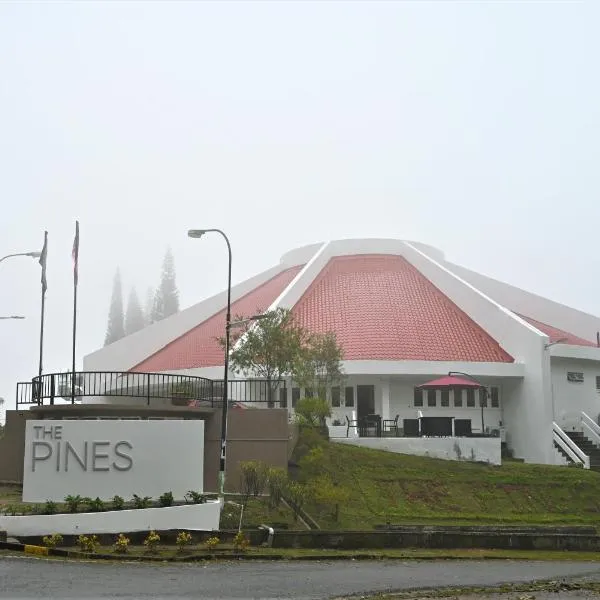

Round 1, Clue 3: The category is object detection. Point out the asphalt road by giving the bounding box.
[1,556,600,599]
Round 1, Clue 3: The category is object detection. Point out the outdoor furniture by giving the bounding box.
[403,418,419,437]
[382,414,399,436]
[345,415,359,437]
[454,419,472,437]
[360,414,381,437]
[420,416,453,437]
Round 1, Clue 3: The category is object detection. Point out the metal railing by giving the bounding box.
[16,371,286,408]
[553,421,590,469]
[581,412,600,447]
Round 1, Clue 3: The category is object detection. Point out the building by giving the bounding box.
[83,238,600,467]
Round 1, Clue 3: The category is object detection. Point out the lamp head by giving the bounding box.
[27,251,42,258]
[187,230,207,239]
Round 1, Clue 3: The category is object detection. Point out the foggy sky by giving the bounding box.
[1,1,598,418]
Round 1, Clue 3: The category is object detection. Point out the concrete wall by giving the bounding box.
[333,436,501,465]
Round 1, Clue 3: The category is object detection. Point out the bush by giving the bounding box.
[113,533,130,554]
[159,491,174,507]
[132,494,152,509]
[294,397,331,427]
[42,500,58,515]
[143,530,160,553]
[233,531,249,553]
[64,495,82,513]
[286,481,310,522]
[77,534,99,553]
[85,497,105,512]
[42,533,63,549]
[176,530,193,552]
[267,467,288,509]
[239,461,268,504]
[185,490,206,504]
[111,495,125,511]
[204,536,219,551]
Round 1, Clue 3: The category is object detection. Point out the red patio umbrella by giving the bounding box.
[417,375,482,389]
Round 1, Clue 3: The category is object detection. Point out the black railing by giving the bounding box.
[17,371,286,408]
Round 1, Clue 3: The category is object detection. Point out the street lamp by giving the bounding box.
[0,316,25,320]
[188,228,232,497]
[0,251,41,264]
[448,371,488,434]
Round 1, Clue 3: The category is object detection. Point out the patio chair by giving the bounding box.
[382,414,399,437]
[345,415,359,438]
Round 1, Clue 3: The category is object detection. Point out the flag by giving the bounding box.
[72,220,79,286]
[39,231,48,294]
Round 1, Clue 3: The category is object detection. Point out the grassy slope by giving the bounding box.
[294,436,600,530]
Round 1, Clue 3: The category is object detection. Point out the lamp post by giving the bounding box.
[0,251,41,264]
[448,371,488,434]
[188,228,232,497]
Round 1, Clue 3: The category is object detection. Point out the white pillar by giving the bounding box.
[381,379,390,421]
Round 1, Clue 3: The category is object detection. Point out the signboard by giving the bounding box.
[567,372,584,383]
[23,420,204,502]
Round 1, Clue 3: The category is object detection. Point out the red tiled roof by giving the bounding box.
[292,255,513,362]
[517,314,596,347]
[133,266,303,371]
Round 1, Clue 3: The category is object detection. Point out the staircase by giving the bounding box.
[565,431,600,472]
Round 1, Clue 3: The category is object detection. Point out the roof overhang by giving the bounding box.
[549,345,600,362]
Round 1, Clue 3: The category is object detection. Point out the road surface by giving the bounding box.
[1,556,600,599]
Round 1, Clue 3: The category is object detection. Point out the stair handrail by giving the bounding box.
[553,421,590,469]
[581,412,600,448]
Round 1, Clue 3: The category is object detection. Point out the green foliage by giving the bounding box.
[132,494,152,509]
[143,530,160,553]
[113,533,130,554]
[42,533,63,548]
[84,497,105,512]
[124,287,145,336]
[105,268,125,346]
[151,248,179,322]
[266,467,288,509]
[239,461,269,504]
[111,495,125,510]
[77,534,99,553]
[185,490,206,504]
[159,491,174,507]
[203,535,220,551]
[176,530,193,551]
[233,531,250,552]
[64,495,82,513]
[294,397,331,427]
[286,481,310,522]
[309,475,350,522]
[42,500,58,515]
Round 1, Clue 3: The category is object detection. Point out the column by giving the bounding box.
[380,379,390,421]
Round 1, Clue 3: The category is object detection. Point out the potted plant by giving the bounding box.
[172,382,195,406]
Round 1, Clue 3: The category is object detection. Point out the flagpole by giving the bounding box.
[71,221,79,404]
[37,231,48,405]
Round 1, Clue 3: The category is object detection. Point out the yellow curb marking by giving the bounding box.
[24,545,49,556]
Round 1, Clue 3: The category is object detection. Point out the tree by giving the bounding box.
[151,248,179,322]
[226,308,306,404]
[144,286,155,325]
[104,269,125,346]
[124,287,145,336]
[294,397,331,427]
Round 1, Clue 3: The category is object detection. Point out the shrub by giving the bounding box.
[77,534,99,553]
[85,497,105,512]
[111,495,125,511]
[185,490,206,504]
[239,461,268,504]
[64,495,82,513]
[267,467,288,509]
[286,481,310,522]
[233,531,249,553]
[133,494,152,509]
[143,530,160,553]
[204,536,219,551]
[294,397,331,427]
[159,491,174,507]
[176,530,193,552]
[113,533,130,554]
[42,533,63,549]
[42,500,58,515]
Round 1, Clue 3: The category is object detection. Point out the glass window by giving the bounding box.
[331,387,341,407]
[479,388,487,407]
[292,387,300,408]
[427,389,436,407]
[466,388,475,407]
[454,388,463,407]
[441,389,450,407]
[345,387,355,407]
[279,387,287,408]
[491,387,499,408]
[414,388,423,407]
[305,388,313,398]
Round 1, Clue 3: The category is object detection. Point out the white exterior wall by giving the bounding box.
[551,358,600,431]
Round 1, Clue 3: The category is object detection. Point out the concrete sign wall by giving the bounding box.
[23,420,204,502]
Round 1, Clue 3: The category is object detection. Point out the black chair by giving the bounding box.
[382,414,399,436]
[345,414,359,437]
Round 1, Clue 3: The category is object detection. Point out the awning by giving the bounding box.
[417,375,482,389]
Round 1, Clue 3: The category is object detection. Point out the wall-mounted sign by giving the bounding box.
[23,420,204,502]
[567,372,584,383]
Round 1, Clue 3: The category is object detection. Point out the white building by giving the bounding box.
[84,239,600,468]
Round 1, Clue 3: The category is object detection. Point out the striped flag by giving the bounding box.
[72,221,79,286]
[39,231,48,294]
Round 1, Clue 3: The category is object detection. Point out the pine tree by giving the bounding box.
[124,287,145,336]
[151,248,180,322]
[144,286,155,325]
[104,269,125,346]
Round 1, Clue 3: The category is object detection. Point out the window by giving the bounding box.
[279,387,288,408]
[331,386,341,407]
[466,388,475,407]
[292,387,300,408]
[479,388,487,408]
[305,388,314,398]
[427,389,436,407]
[441,389,450,407]
[453,388,463,407]
[491,387,499,408]
[414,388,423,407]
[345,386,355,407]
[596,376,600,395]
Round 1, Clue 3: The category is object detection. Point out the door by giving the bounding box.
[357,385,375,420]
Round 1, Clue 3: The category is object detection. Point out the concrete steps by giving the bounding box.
[564,431,600,472]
